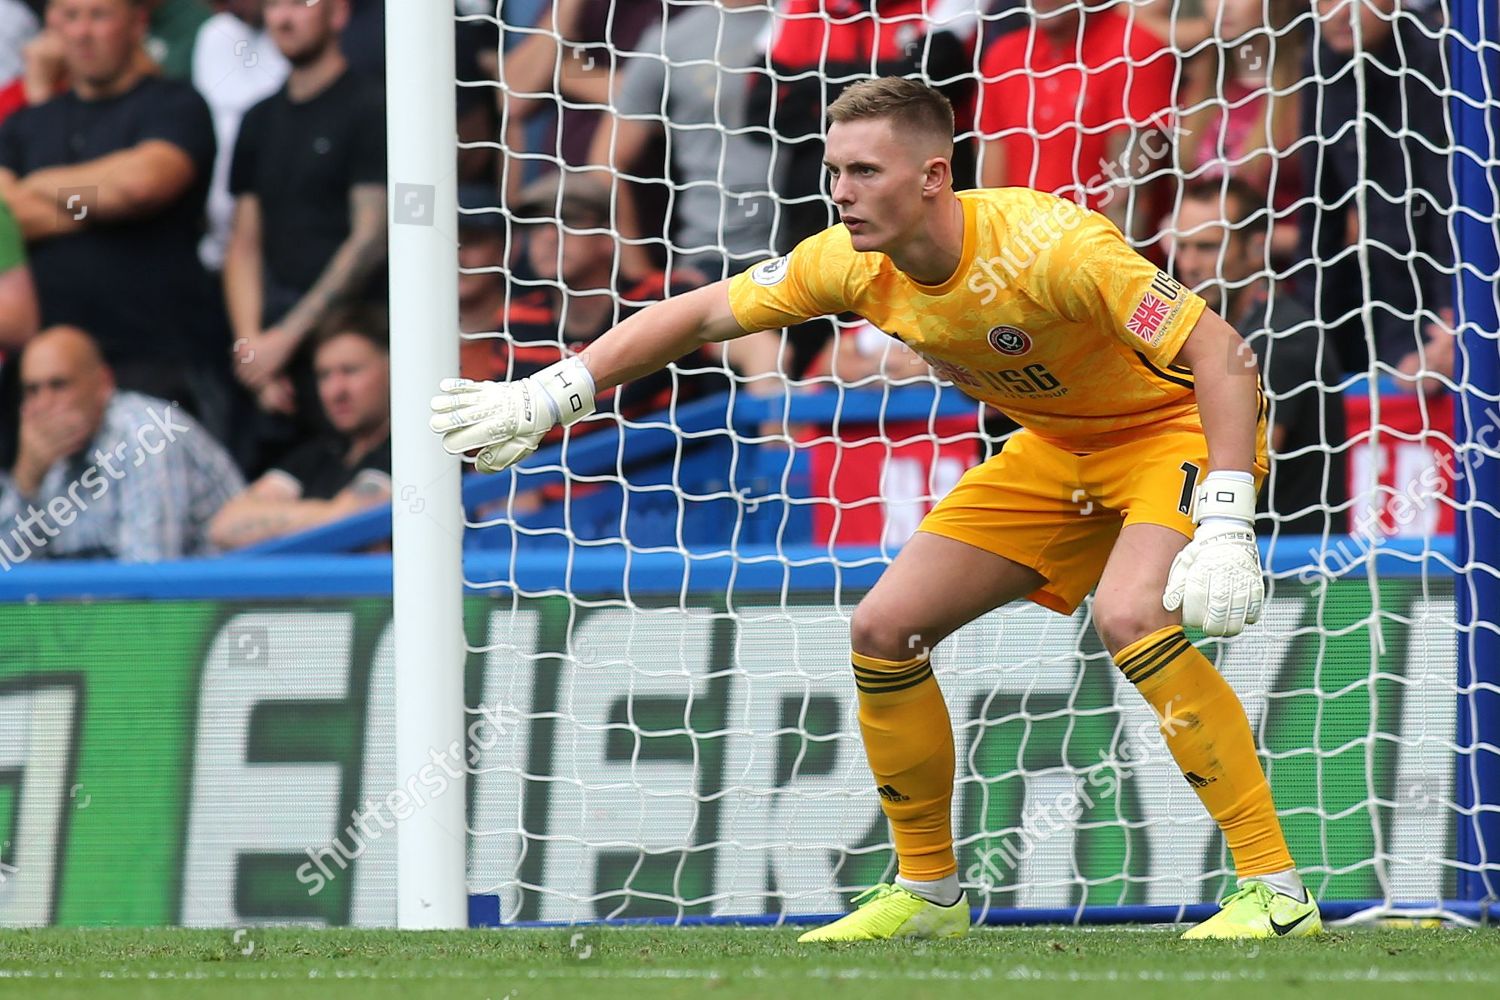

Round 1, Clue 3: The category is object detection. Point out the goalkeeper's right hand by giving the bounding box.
[428,357,597,473]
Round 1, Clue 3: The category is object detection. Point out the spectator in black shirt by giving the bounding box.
[210,304,390,550]
[1174,178,1348,537]
[224,0,385,460]
[0,0,230,439]
[1299,0,1453,376]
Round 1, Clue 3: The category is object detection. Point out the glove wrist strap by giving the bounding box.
[1193,471,1257,526]
[535,357,597,427]
[1198,516,1255,533]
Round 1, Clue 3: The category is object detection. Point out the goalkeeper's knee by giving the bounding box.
[1093,595,1178,657]
[849,598,939,663]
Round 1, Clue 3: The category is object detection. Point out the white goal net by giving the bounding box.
[448,0,1499,924]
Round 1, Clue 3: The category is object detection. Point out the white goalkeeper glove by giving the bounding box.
[428,357,596,473]
[1162,470,1263,637]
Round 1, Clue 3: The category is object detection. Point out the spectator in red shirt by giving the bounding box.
[978,0,1176,240]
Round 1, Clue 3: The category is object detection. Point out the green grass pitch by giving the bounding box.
[1,926,1497,999]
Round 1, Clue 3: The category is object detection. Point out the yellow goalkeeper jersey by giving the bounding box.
[727,188,1215,453]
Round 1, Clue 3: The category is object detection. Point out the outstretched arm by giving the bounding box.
[430,280,755,471]
[578,280,747,392]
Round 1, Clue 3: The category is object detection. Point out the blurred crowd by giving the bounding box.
[0,0,1462,560]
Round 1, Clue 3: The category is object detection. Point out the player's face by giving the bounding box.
[315,334,389,436]
[825,119,933,254]
[264,0,346,66]
[55,0,144,89]
[1171,198,1234,313]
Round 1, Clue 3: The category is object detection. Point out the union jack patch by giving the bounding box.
[1126,292,1173,344]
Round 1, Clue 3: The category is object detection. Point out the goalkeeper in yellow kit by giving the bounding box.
[430,78,1321,941]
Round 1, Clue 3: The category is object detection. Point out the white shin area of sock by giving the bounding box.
[895,873,963,907]
[1241,868,1307,902]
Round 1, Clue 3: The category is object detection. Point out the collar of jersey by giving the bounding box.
[910,194,978,297]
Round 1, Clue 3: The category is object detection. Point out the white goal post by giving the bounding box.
[388,0,466,930]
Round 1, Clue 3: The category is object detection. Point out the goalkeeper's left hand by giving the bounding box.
[1162,471,1263,637]
[428,357,596,473]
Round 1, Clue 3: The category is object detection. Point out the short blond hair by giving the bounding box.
[827,78,954,151]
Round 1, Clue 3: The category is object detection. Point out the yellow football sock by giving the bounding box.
[852,650,957,881]
[1114,626,1295,878]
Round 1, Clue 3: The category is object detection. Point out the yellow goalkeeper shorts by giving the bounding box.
[918,429,1268,616]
